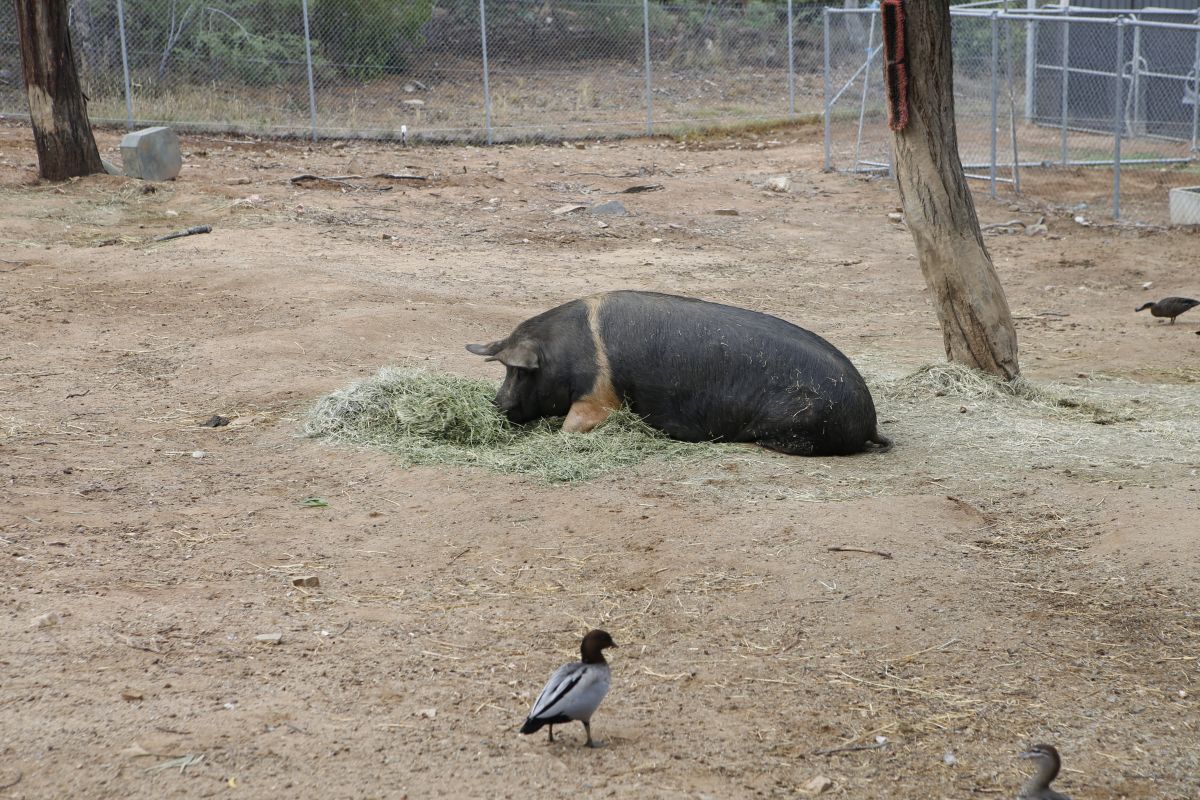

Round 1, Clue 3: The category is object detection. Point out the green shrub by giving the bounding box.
[311,0,433,79]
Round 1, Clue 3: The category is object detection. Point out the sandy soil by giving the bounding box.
[1,120,1197,800]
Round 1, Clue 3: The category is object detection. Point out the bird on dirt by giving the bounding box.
[1135,296,1199,323]
[520,629,616,747]
[1017,743,1072,800]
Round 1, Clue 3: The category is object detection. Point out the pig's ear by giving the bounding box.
[466,340,504,358]
[495,340,539,370]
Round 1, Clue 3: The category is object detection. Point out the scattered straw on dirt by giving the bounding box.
[304,366,712,482]
[678,362,1200,502]
[875,362,1200,478]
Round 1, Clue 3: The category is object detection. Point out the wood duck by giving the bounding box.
[520,629,616,747]
[1135,297,1199,323]
[1018,743,1071,800]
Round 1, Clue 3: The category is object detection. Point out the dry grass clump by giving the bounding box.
[882,363,1122,422]
[875,364,1200,479]
[304,366,712,482]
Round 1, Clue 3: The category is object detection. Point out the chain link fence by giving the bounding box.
[824,4,1200,223]
[2,2,1197,221]
[0,0,828,141]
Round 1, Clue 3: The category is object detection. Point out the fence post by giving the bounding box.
[300,0,318,142]
[1005,14,1021,194]
[990,11,999,198]
[852,10,877,172]
[1059,15,1069,165]
[479,0,493,145]
[1024,0,1037,121]
[1192,12,1199,154]
[1113,17,1125,220]
[823,8,832,170]
[116,0,133,128]
[1129,23,1143,136]
[787,0,796,118]
[642,0,653,136]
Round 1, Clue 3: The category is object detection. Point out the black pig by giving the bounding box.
[466,291,891,456]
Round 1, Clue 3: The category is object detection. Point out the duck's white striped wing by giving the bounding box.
[528,662,610,723]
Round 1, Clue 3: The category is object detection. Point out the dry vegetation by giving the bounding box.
[1,119,1198,799]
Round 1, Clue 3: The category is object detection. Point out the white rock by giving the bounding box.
[31,611,61,629]
[803,775,833,794]
[764,175,791,193]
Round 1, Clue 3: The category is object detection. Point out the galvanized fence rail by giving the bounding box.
[0,1,1197,222]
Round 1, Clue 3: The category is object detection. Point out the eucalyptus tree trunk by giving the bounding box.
[13,0,105,181]
[889,0,1019,379]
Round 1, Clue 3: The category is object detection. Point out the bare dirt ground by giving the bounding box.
[1,120,1198,800]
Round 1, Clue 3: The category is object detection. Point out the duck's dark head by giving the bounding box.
[580,629,617,664]
[1020,743,1062,782]
[1135,302,1155,312]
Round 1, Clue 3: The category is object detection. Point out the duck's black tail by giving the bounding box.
[519,717,545,735]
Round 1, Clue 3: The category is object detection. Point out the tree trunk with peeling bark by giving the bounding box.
[14,0,105,181]
[889,0,1019,379]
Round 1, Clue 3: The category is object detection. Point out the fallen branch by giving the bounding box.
[154,225,212,242]
[372,172,426,181]
[290,174,362,188]
[810,741,888,757]
[981,219,1026,231]
[828,546,893,560]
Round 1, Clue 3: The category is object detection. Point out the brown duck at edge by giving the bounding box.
[1135,297,1199,323]
[1018,743,1072,800]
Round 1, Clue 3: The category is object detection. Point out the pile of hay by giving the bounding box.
[304,367,713,482]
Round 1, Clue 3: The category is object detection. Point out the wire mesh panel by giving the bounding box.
[0,4,23,116]
[480,0,647,141]
[1021,12,1198,222]
[951,14,1003,181]
[310,0,485,140]
[103,0,313,136]
[824,6,1200,224]
[650,1,790,132]
[822,8,890,175]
